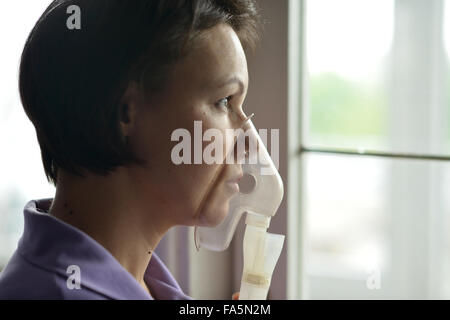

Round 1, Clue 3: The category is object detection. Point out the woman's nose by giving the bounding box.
[237,112,254,129]
[233,136,249,163]
[232,108,250,128]
[233,126,258,163]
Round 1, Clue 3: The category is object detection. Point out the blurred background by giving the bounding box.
[0,1,56,268]
[0,0,449,299]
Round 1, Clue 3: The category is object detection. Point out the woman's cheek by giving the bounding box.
[194,163,236,227]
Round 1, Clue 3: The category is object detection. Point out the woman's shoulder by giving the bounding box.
[0,249,106,300]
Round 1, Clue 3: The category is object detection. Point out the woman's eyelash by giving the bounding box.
[216,96,233,109]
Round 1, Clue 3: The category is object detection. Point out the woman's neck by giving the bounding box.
[48,169,171,295]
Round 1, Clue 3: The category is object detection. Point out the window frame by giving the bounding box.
[297,0,449,299]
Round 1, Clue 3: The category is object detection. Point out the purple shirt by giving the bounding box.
[0,198,192,300]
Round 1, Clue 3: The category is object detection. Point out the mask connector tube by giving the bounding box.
[245,211,271,229]
[239,212,285,300]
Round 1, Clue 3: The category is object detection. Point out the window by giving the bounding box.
[300,0,450,299]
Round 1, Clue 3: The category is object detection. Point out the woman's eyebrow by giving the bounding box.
[214,76,245,94]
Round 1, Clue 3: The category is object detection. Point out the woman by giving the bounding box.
[0,0,259,299]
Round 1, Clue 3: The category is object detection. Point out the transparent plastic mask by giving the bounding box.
[194,114,284,252]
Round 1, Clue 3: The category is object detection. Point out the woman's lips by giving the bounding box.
[226,174,243,193]
[227,174,243,184]
[227,181,240,193]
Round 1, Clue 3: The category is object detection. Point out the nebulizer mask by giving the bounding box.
[194,114,285,300]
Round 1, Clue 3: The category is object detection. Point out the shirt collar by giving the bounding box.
[18,198,191,300]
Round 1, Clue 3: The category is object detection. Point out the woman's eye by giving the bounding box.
[216,96,232,110]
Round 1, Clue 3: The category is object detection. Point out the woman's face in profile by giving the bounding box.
[128,23,249,227]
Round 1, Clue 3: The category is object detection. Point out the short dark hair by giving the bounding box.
[19,0,260,186]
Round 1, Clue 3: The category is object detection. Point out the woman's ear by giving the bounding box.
[119,81,142,137]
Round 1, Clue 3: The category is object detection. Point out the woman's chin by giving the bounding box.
[195,179,239,227]
[198,202,230,227]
